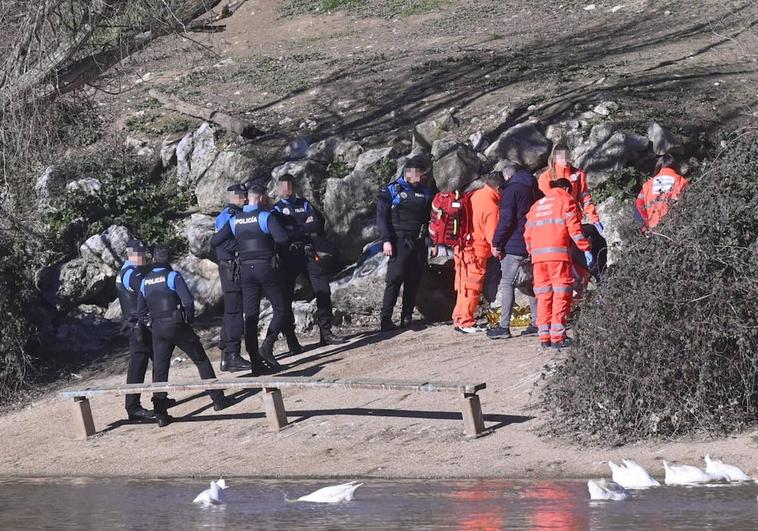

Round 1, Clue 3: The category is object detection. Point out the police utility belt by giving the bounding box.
[220,258,241,282]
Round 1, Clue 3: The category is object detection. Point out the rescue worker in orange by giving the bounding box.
[538,143,604,235]
[452,171,504,333]
[524,178,592,349]
[635,154,688,230]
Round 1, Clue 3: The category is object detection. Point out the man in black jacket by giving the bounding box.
[488,163,541,339]
[376,157,434,331]
[210,183,251,373]
[137,244,232,427]
[273,174,346,348]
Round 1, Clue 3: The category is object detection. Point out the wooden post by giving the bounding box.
[71,397,96,440]
[460,393,485,438]
[262,388,288,432]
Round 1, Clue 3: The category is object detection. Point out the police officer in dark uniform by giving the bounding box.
[210,183,251,373]
[376,157,434,331]
[137,244,231,427]
[116,239,157,420]
[217,183,289,372]
[273,174,347,349]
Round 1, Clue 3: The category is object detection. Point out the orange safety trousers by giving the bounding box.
[452,246,487,328]
[533,261,573,343]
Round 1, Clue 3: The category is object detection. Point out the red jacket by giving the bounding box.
[524,188,591,263]
[469,185,501,258]
[538,164,600,224]
[636,168,688,229]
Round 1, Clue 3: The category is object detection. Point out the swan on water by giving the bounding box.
[608,459,660,488]
[297,481,363,503]
[193,478,228,505]
[663,461,726,485]
[587,479,630,501]
[703,454,750,482]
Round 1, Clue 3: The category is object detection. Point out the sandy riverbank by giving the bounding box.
[2,324,756,479]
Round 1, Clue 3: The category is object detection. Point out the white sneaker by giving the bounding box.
[455,326,483,334]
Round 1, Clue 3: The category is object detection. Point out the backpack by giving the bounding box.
[429,190,475,248]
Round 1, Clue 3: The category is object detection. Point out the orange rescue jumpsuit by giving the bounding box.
[636,167,688,230]
[524,188,591,343]
[538,164,600,224]
[452,185,500,328]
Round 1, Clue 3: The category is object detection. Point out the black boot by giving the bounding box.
[380,318,397,332]
[127,406,155,421]
[220,351,252,373]
[285,331,303,355]
[152,397,172,428]
[400,314,413,328]
[320,329,348,346]
[258,336,282,371]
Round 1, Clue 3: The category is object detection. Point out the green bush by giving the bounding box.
[0,240,37,398]
[45,149,191,260]
[593,167,644,203]
[542,135,758,444]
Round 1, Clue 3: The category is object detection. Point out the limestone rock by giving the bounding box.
[647,122,684,156]
[353,147,398,176]
[173,254,222,315]
[433,143,480,192]
[574,130,629,185]
[186,214,216,260]
[194,150,256,214]
[412,111,458,152]
[306,137,364,168]
[484,123,552,170]
[65,178,103,196]
[176,122,218,188]
[80,225,131,272]
[35,166,65,204]
[39,258,115,311]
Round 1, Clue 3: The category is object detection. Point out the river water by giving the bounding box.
[1,478,757,529]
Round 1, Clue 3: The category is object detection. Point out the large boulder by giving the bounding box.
[39,258,115,311]
[271,160,328,203]
[79,225,131,272]
[647,122,684,156]
[412,111,458,152]
[186,214,216,260]
[173,254,221,315]
[433,143,480,192]
[574,130,629,185]
[176,122,257,213]
[321,148,399,262]
[34,166,65,205]
[305,137,364,168]
[330,245,456,324]
[484,123,552,170]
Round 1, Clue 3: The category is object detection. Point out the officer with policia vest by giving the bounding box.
[210,183,251,373]
[223,183,289,372]
[116,239,164,420]
[524,178,592,349]
[137,244,232,427]
[273,174,347,349]
[376,156,434,332]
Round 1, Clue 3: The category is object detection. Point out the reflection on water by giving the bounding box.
[1,477,757,530]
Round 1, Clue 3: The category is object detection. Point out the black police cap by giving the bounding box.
[126,239,148,253]
[227,183,246,193]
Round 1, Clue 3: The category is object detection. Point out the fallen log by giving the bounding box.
[148,89,261,138]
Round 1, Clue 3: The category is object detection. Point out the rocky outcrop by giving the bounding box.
[79,225,131,272]
[173,254,222,315]
[432,142,480,192]
[412,111,458,152]
[65,178,102,196]
[305,137,364,168]
[34,166,65,205]
[186,214,216,260]
[647,121,684,156]
[39,258,115,311]
[484,123,552,170]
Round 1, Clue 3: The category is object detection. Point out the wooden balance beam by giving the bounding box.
[60,377,488,440]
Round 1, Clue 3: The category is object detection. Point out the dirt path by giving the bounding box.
[2,325,756,479]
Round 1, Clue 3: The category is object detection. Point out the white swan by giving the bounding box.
[608,459,660,488]
[193,478,229,505]
[703,454,750,482]
[297,481,363,503]
[587,479,629,501]
[663,461,725,485]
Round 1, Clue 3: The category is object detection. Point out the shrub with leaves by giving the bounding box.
[542,135,758,444]
[45,148,191,260]
[0,240,37,398]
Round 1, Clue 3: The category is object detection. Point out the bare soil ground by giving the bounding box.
[108,0,758,162]
[1,324,755,479]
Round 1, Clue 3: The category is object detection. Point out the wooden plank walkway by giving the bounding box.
[61,377,487,440]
